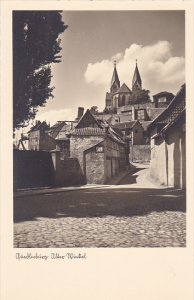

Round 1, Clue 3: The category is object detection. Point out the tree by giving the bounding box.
[90,106,99,115]
[130,89,150,104]
[13,11,68,129]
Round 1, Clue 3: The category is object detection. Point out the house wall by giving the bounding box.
[166,123,186,188]
[39,131,57,150]
[149,136,168,186]
[132,123,146,145]
[29,130,56,151]
[85,150,104,184]
[70,135,126,184]
[149,121,186,188]
[70,136,104,172]
[104,138,126,183]
[129,145,151,162]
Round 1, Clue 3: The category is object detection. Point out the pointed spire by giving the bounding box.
[132,59,142,90]
[110,61,120,93]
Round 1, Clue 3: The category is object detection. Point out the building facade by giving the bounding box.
[70,109,127,184]
[148,84,186,189]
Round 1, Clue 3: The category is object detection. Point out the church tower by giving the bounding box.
[132,60,142,91]
[110,61,120,93]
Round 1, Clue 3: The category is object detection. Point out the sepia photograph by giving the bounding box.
[13,9,186,248]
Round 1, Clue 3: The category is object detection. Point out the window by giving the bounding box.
[95,145,104,153]
[158,97,166,103]
[137,109,145,120]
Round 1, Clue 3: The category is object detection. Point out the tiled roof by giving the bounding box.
[112,121,137,130]
[50,121,67,130]
[71,127,105,136]
[149,108,166,120]
[152,109,185,139]
[148,84,185,132]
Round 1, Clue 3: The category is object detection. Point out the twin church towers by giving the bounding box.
[105,60,143,112]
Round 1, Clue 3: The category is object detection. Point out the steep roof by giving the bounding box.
[75,109,103,129]
[147,84,185,132]
[49,121,67,139]
[117,83,132,94]
[111,65,120,89]
[28,121,50,133]
[132,62,142,88]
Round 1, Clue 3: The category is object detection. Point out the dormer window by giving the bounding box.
[158,97,167,103]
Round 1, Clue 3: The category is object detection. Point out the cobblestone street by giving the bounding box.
[14,164,186,248]
[14,211,186,248]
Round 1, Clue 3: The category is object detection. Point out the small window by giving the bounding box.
[135,129,138,133]
[95,145,104,153]
[158,97,166,103]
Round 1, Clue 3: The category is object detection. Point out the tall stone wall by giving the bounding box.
[14,149,85,189]
[13,149,54,189]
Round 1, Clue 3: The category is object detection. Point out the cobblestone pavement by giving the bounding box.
[14,211,186,248]
[14,165,186,248]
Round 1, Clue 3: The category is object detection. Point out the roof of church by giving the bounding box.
[132,62,142,88]
[111,65,120,88]
[116,83,131,94]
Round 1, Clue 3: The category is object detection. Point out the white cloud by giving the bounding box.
[84,41,185,95]
[36,108,74,126]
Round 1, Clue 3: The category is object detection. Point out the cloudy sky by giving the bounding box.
[36,10,185,125]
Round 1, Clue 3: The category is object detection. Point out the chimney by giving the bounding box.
[77,107,84,120]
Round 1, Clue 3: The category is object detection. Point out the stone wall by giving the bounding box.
[70,136,104,172]
[85,150,104,184]
[51,151,85,186]
[104,138,126,183]
[14,149,85,189]
[129,145,151,163]
[13,149,54,189]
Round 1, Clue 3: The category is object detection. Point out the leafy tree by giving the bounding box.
[130,89,150,104]
[90,106,99,115]
[13,11,68,129]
